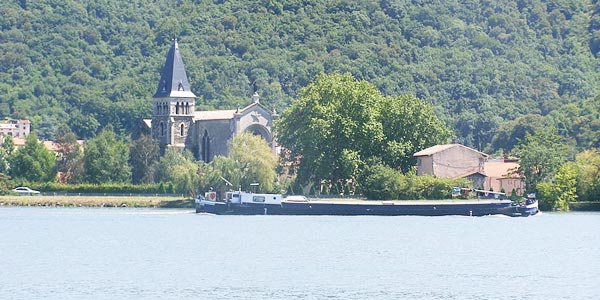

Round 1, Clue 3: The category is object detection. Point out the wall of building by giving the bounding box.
[194,119,234,162]
[486,178,525,196]
[416,156,434,176]
[431,146,484,178]
[0,120,30,138]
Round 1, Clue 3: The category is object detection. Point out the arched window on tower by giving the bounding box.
[185,102,190,114]
[175,102,179,114]
[180,123,185,136]
[160,122,165,136]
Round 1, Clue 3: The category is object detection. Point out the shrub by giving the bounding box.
[360,164,468,200]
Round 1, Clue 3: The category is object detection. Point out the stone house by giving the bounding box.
[483,160,524,195]
[413,144,488,178]
[413,144,524,196]
[0,120,30,139]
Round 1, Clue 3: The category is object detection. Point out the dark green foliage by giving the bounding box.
[8,133,57,182]
[28,182,172,195]
[151,149,199,196]
[360,163,468,200]
[0,0,599,153]
[512,128,575,193]
[360,164,402,200]
[83,125,132,183]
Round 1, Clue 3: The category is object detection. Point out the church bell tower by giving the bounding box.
[151,39,196,152]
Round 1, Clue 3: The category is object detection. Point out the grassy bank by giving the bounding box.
[0,195,194,208]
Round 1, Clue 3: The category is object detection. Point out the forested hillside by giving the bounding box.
[1,0,599,152]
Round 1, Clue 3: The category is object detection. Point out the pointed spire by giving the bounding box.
[153,39,197,98]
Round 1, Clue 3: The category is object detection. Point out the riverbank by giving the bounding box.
[0,195,194,208]
[569,201,600,211]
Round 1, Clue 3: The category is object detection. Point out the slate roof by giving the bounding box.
[193,110,237,121]
[153,39,197,99]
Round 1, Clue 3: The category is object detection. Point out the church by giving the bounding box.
[143,40,277,162]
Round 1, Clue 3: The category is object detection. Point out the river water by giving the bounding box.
[0,207,598,300]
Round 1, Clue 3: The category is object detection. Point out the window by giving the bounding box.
[180,124,185,136]
[252,196,265,203]
[202,130,210,163]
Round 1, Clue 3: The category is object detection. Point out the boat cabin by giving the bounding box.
[225,191,282,205]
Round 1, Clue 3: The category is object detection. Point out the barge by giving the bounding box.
[195,191,539,217]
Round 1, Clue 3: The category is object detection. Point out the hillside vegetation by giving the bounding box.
[1,0,600,151]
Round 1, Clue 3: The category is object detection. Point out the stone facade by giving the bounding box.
[414,144,487,178]
[0,119,30,139]
[145,40,276,161]
[414,144,525,196]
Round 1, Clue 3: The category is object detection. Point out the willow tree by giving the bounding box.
[229,133,278,192]
[199,133,278,193]
[276,73,451,193]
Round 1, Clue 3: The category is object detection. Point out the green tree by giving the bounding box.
[512,128,574,193]
[277,73,385,192]
[8,133,57,182]
[360,163,402,200]
[379,94,452,171]
[0,136,15,174]
[152,148,199,197]
[573,150,600,202]
[537,162,577,211]
[83,125,131,183]
[277,73,451,192]
[130,133,159,184]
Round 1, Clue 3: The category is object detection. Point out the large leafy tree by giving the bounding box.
[277,73,451,192]
[512,128,574,194]
[277,73,385,192]
[379,94,452,172]
[83,125,131,183]
[8,133,57,182]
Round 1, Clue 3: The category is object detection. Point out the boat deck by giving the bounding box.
[284,198,511,206]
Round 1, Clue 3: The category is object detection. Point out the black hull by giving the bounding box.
[196,201,535,217]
